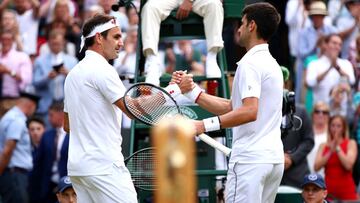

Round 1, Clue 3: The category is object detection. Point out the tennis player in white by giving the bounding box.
[172,3,284,202]
[63,14,137,203]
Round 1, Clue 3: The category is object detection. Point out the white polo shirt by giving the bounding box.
[230,44,284,164]
[64,50,125,176]
[306,55,355,104]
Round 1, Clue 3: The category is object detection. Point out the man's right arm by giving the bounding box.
[0,140,17,175]
[64,113,70,133]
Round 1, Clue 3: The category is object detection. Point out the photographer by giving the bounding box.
[33,30,78,127]
[281,67,315,188]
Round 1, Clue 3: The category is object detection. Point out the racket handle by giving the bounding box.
[198,133,231,156]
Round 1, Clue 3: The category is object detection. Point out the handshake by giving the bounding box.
[164,70,204,103]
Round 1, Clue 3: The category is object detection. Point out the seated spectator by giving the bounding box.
[281,104,314,189]
[165,40,205,76]
[307,101,330,177]
[56,176,77,203]
[314,115,358,201]
[39,27,77,57]
[26,116,46,156]
[0,29,33,117]
[301,173,329,203]
[329,82,354,123]
[114,25,138,81]
[126,6,139,27]
[141,0,223,85]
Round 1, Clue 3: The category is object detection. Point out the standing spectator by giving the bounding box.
[285,0,310,66]
[0,30,33,117]
[1,9,24,51]
[49,0,81,53]
[141,0,224,85]
[296,1,337,102]
[12,0,47,56]
[0,91,39,203]
[314,115,358,201]
[301,173,329,203]
[26,116,46,157]
[337,0,360,59]
[281,104,314,189]
[98,0,129,32]
[165,40,205,75]
[307,101,330,177]
[29,102,69,203]
[33,31,77,127]
[306,34,355,105]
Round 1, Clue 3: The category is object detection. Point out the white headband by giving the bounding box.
[79,19,118,52]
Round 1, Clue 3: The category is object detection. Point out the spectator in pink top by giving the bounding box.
[0,30,33,117]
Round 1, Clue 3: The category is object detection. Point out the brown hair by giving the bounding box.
[241,3,281,41]
[82,14,115,49]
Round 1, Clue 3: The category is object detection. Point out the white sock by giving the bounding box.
[206,51,217,63]
[146,54,157,63]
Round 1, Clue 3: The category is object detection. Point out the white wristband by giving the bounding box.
[203,116,221,132]
[184,84,203,103]
[164,83,181,98]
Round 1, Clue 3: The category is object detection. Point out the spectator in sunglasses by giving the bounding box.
[307,101,330,177]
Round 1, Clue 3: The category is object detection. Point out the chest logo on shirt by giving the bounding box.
[248,85,252,90]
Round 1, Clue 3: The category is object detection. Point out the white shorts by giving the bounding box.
[70,164,137,203]
[225,163,284,203]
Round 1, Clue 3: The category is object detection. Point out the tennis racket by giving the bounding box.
[125,147,157,191]
[123,83,231,156]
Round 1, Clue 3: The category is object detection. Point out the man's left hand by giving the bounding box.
[284,153,293,170]
[176,0,193,20]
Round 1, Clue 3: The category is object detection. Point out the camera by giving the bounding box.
[282,90,295,116]
[53,63,63,73]
[112,0,134,11]
[281,90,296,136]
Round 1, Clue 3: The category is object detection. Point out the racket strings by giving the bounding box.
[127,150,158,190]
[125,86,179,125]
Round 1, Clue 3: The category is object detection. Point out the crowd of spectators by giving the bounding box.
[0,0,360,202]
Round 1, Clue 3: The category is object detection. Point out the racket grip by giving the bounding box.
[198,133,231,156]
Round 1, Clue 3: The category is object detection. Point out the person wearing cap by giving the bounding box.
[301,173,328,203]
[56,176,76,203]
[0,90,39,203]
[296,0,337,102]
